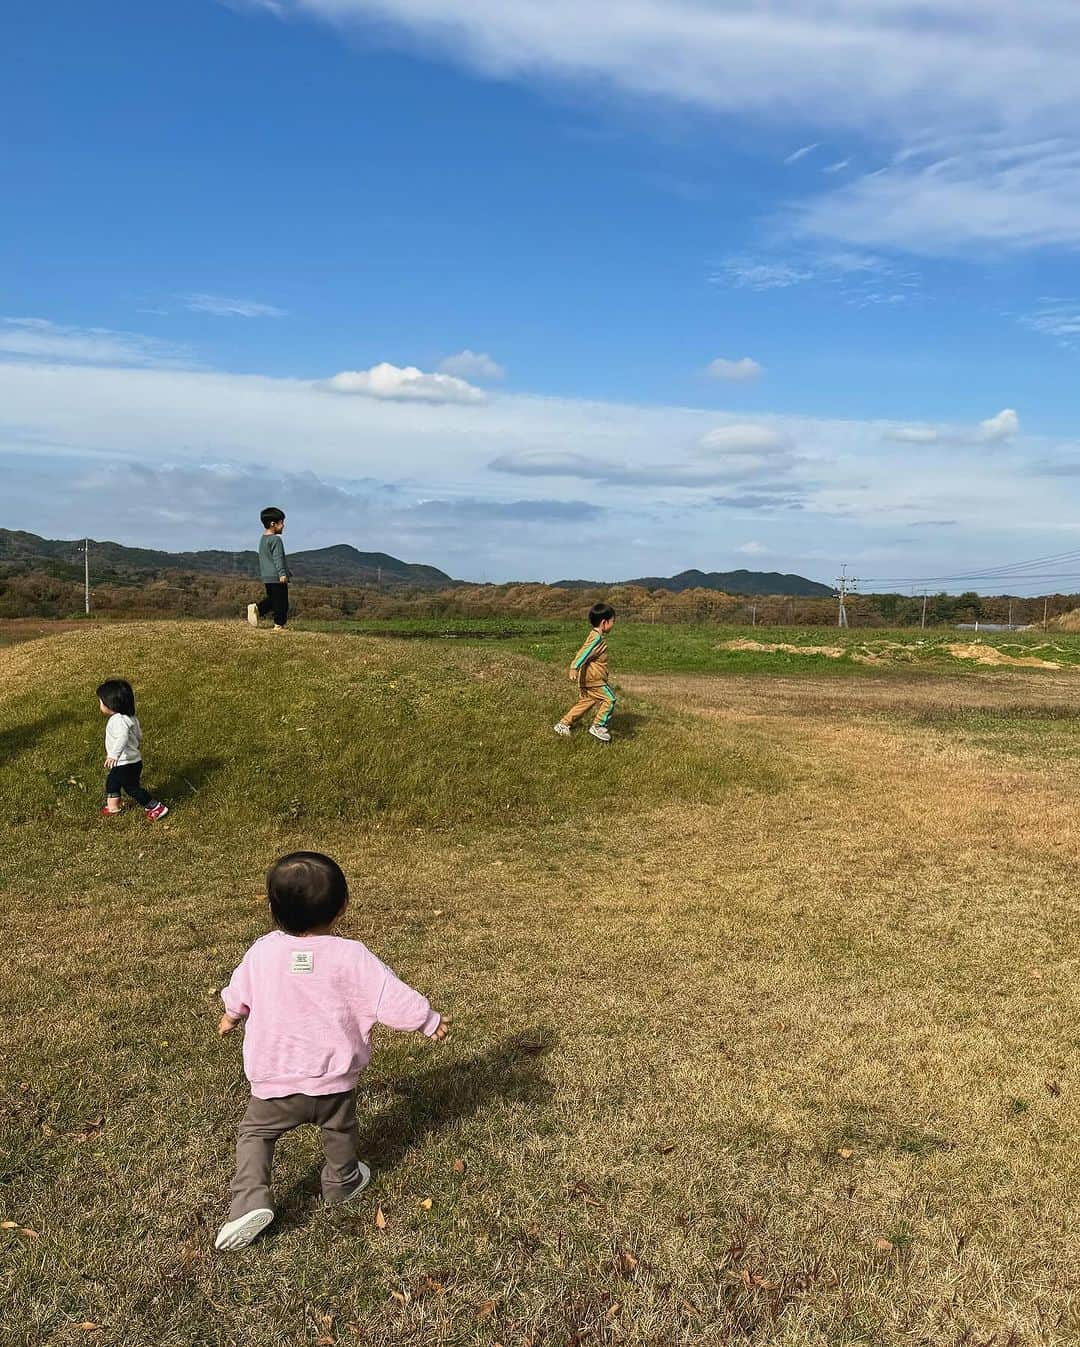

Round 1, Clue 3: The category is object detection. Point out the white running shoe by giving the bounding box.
[214,1207,274,1251]
[553,723,571,737]
[246,603,259,627]
[589,725,612,743]
[325,1160,372,1207]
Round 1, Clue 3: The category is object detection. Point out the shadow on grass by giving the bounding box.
[275,1029,556,1221]
[154,757,226,802]
[0,710,74,761]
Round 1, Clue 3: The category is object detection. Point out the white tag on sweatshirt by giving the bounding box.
[290,951,314,974]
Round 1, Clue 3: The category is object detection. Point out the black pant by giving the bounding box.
[105,761,153,806]
[257,582,289,627]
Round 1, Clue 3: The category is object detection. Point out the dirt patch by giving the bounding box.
[719,638,847,658]
[945,642,1064,670]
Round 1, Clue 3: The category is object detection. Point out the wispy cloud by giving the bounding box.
[1020,298,1080,346]
[184,293,287,318]
[0,317,193,368]
[712,251,917,308]
[784,143,819,166]
[884,408,1020,446]
[437,349,506,381]
[823,158,850,174]
[705,356,763,382]
[322,361,486,404]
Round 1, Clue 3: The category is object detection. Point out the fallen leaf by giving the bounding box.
[452,1159,466,1174]
[1046,1078,1062,1097]
[422,1275,445,1295]
[615,1248,638,1278]
[874,1237,894,1252]
[432,909,444,918]
[476,1299,497,1321]
[19,1227,39,1239]
[605,1302,622,1321]
[390,1290,408,1306]
[419,1197,432,1210]
[838,1148,854,1159]
[77,1324,99,1333]
[654,1142,675,1155]
[375,1207,387,1229]
[314,1338,335,1346]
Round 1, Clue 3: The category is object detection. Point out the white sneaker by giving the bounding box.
[589,725,612,743]
[325,1160,371,1207]
[553,723,571,737]
[246,603,259,627]
[214,1207,274,1251]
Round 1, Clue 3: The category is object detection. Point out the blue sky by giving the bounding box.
[4,0,1080,588]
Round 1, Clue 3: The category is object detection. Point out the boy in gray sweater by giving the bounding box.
[246,507,292,630]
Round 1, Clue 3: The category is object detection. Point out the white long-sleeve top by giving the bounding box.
[105,713,142,765]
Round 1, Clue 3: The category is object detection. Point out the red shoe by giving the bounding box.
[144,802,169,822]
[100,805,122,818]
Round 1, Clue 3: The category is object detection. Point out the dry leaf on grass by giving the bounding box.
[452,1158,466,1174]
[874,1237,895,1252]
[1,1220,18,1229]
[837,1148,854,1159]
[77,1324,99,1333]
[476,1299,497,1321]
[615,1248,639,1278]
[419,1197,432,1210]
[374,1207,387,1229]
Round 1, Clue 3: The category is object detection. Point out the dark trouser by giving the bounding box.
[257,582,289,627]
[228,1090,362,1219]
[105,761,153,806]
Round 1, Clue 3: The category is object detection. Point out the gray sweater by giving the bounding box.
[258,534,290,582]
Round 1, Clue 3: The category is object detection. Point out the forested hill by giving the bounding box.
[0,530,457,588]
[554,568,834,597]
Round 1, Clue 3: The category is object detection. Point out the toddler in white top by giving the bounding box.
[96,679,169,821]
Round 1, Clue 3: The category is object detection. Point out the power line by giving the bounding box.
[862,544,1080,587]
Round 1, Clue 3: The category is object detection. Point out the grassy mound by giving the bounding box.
[0,622,763,837]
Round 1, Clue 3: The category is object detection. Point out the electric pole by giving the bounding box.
[920,591,928,630]
[1043,596,1049,630]
[83,538,91,615]
[835,565,859,628]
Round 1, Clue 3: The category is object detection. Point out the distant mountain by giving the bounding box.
[553,567,834,597]
[0,529,457,589]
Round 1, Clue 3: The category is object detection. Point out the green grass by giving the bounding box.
[4,621,1080,1345]
[300,616,1080,678]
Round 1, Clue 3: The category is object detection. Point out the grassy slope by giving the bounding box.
[3,623,1080,1345]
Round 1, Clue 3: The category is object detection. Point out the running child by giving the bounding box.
[554,601,617,742]
[215,851,449,1252]
[97,679,169,820]
[246,506,291,630]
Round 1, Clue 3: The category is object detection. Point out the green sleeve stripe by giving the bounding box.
[571,632,602,670]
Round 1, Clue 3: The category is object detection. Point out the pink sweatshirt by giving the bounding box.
[221,930,441,1100]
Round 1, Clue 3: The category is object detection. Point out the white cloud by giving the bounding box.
[1021,299,1080,345]
[699,425,788,455]
[437,349,506,381]
[247,3,1080,138]
[706,356,763,383]
[0,317,192,368]
[823,158,850,174]
[884,409,1020,446]
[977,408,1020,443]
[736,540,769,555]
[184,293,287,318]
[784,143,819,166]
[322,361,486,404]
[796,139,1080,255]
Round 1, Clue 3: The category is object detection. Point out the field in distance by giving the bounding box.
[2,620,1079,1345]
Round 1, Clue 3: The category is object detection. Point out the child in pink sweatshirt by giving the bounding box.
[215,851,448,1252]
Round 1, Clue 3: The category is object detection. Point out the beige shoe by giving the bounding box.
[215,1207,274,1251]
[246,603,259,627]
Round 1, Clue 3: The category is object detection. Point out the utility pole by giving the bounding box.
[83,538,91,615]
[834,565,859,628]
[920,591,928,630]
[1043,596,1049,630]
[1007,598,1013,629]
[750,603,757,627]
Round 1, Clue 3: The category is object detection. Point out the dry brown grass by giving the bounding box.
[3,629,1080,1344]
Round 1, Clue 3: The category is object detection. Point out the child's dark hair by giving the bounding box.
[267,852,348,934]
[260,506,286,527]
[96,679,136,715]
[588,602,615,628]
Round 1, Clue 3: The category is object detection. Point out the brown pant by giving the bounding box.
[229,1090,363,1220]
[560,681,616,730]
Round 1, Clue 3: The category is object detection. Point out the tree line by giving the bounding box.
[0,568,1073,627]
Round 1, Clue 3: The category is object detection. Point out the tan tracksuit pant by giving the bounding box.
[229,1090,364,1219]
